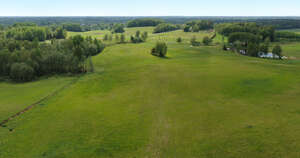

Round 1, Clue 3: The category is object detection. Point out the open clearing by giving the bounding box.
[1,28,300,158]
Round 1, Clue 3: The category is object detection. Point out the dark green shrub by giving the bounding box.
[103,34,109,41]
[0,50,11,75]
[272,45,283,59]
[177,37,182,43]
[141,32,148,41]
[120,34,126,43]
[10,63,35,82]
[190,36,201,46]
[203,36,212,45]
[247,42,259,57]
[112,24,125,33]
[151,42,168,57]
[130,31,147,43]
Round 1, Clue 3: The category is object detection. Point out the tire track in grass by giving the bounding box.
[0,76,82,129]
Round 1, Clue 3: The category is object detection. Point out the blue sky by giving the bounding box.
[0,0,299,16]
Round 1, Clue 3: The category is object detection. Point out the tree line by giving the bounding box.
[127,18,164,27]
[215,22,275,42]
[153,23,180,33]
[275,31,300,41]
[5,26,67,41]
[2,17,300,29]
[184,20,214,32]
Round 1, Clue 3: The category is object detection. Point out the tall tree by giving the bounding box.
[272,45,283,59]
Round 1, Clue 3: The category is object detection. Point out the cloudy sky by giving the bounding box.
[0,0,299,16]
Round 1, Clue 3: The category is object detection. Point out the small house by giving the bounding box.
[258,52,280,59]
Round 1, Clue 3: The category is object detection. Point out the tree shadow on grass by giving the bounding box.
[153,56,171,60]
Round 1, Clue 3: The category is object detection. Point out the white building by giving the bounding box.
[258,52,286,59]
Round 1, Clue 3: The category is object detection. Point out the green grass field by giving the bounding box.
[280,29,300,33]
[1,28,300,158]
[281,42,300,59]
[0,76,75,123]
[68,27,213,45]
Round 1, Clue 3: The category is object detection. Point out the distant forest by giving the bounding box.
[1,17,300,29]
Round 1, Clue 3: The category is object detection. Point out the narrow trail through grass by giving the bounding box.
[0,76,81,129]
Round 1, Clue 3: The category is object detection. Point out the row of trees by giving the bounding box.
[2,22,115,33]
[5,26,67,41]
[103,30,148,44]
[184,20,214,32]
[130,31,148,43]
[127,18,164,27]
[0,35,105,82]
[153,23,180,33]
[103,33,126,43]
[275,31,300,41]
[62,23,90,32]
[215,22,275,42]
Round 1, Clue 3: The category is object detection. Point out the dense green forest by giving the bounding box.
[0,25,104,82]
[1,17,300,29]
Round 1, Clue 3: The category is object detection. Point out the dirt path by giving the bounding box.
[0,76,81,128]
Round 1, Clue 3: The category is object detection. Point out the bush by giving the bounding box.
[247,42,259,57]
[190,36,201,46]
[55,27,67,39]
[202,36,212,45]
[177,37,182,43]
[112,24,125,33]
[272,45,283,59]
[151,42,168,57]
[130,31,147,43]
[10,63,35,82]
[103,34,109,41]
[120,34,126,43]
[141,32,148,41]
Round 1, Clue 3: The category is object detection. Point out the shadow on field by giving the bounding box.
[155,56,171,60]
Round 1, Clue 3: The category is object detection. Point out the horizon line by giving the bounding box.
[1,16,300,17]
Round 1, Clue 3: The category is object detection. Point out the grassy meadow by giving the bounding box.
[0,76,75,123]
[281,42,300,59]
[1,28,300,158]
[68,27,214,44]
